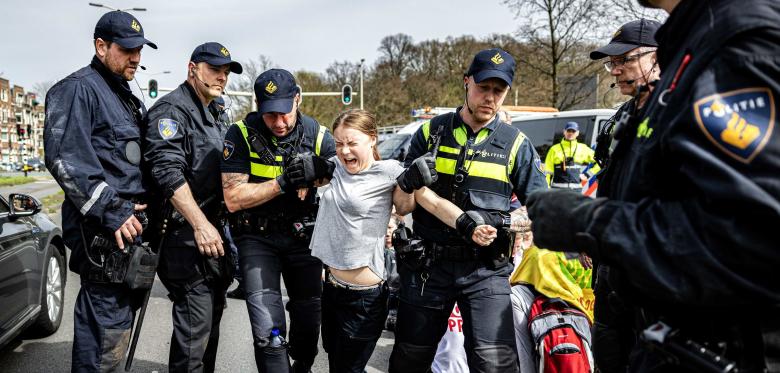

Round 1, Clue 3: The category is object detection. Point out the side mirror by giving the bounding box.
[9,193,42,219]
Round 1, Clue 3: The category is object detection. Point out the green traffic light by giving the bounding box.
[150,91,157,98]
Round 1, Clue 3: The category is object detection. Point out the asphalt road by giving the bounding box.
[0,180,397,372]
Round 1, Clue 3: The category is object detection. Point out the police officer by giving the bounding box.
[221,68,335,373]
[544,121,599,190]
[43,11,155,372]
[389,48,548,373]
[143,42,242,372]
[587,19,661,373]
[527,0,780,372]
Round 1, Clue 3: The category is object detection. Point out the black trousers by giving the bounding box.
[322,280,388,373]
[236,231,322,373]
[389,259,519,373]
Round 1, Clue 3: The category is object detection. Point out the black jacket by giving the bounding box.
[591,0,780,311]
[44,57,147,274]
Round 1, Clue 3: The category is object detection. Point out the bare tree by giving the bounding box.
[605,0,666,27]
[325,61,360,88]
[377,34,416,78]
[227,55,275,120]
[32,80,57,103]
[504,0,609,109]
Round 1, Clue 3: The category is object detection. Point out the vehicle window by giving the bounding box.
[0,197,10,214]
[378,134,411,160]
[512,116,598,159]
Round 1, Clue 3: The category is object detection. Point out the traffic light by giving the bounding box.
[341,84,352,106]
[148,79,158,99]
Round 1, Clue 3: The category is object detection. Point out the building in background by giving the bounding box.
[0,78,45,170]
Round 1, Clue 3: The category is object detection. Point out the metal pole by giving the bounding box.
[360,58,365,110]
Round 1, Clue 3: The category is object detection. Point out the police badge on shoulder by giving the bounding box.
[158,118,179,140]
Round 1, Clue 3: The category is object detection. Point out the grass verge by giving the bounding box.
[0,176,37,187]
[41,190,65,215]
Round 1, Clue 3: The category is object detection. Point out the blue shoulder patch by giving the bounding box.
[158,118,179,140]
[693,88,775,164]
[534,157,544,174]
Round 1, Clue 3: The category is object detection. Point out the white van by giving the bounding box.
[511,109,617,159]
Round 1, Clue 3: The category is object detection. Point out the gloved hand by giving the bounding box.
[277,156,306,193]
[456,210,507,244]
[396,153,437,193]
[526,189,606,254]
[299,153,335,183]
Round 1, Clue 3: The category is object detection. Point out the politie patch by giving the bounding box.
[223,140,235,160]
[693,87,775,164]
[534,157,544,174]
[158,118,179,140]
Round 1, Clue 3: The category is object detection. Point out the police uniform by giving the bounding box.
[389,49,548,373]
[544,122,599,190]
[528,1,780,372]
[221,69,335,373]
[143,42,242,373]
[43,11,156,372]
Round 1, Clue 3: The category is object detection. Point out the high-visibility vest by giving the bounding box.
[544,139,599,189]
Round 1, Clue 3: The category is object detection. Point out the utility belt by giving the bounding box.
[82,224,158,290]
[228,211,317,240]
[392,225,513,271]
[550,182,583,190]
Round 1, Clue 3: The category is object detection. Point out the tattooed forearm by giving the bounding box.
[221,172,281,212]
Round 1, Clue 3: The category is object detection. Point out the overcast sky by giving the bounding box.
[1,0,522,96]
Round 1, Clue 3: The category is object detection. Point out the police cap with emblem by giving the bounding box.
[190,42,243,74]
[590,19,661,60]
[466,48,516,86]
[94,11,157,49]
[254,69,300,114]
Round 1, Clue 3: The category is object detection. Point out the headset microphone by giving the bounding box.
[463,83,474,114]
[192,68,211,88]
[139,65,146,71]
[610,79,636,88]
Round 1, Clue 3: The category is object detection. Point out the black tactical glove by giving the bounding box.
[276,156,306,193]
[396,153,437,193]
[456,210,507,244]
[299,153,335,183]
[526,189,607,254]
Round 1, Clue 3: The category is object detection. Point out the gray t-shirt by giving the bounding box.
[310,158,404,279]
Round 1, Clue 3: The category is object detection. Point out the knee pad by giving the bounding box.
[389,342,438,373]
[246,289,286,348]
[468,344,519,373]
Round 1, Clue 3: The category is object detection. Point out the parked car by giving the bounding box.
[510,109,617,159]
[24,158,45,172]
[0,193,66,350]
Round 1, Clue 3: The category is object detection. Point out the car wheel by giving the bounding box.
[28,245,65,336]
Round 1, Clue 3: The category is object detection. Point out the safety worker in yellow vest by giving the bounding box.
[220,68,335,373]
[544,122,600,190]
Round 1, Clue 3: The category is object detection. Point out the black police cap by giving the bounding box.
[465,48,516,86]
[590,19,661,60]
[190,42,243,74]
[94,11,157,49]
[254,69,300,114]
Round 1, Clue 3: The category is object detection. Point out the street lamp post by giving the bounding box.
[88,3,147,12]
[359,58,365,110]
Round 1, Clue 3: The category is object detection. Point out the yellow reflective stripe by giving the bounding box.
[507,132,526,175]
[464,160,509,183]
[436,157,456,175]
[421,121,431,141]
[315,125,326,156]
[454,125,467,145]
[236,120,261,159]
[250,162,282,178]
[438,145,460,155]
[475,128,490,144]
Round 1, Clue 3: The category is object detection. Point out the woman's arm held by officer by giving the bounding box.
[221,172,282,212]
[392,185,415,215]
[170,183,223,257]
[414,187,497,246]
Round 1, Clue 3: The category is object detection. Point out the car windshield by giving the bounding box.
[378,134,410,159]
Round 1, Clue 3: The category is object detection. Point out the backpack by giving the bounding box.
[528,295,594,373]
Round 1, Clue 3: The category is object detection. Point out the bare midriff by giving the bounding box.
[330,266,382,286]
